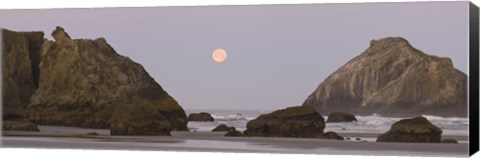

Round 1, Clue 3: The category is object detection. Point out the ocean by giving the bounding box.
[186,109,469,141]
[186,109,264,132]
[2,109,469,156]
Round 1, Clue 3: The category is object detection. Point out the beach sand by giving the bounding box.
[1,126,469,157]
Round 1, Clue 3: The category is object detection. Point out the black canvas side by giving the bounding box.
[469,1,479,156]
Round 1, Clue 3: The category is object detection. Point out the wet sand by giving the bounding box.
[1,126,469,157]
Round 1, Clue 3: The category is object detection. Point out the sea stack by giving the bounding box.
[2,27,189,135]
[303,37,467,117]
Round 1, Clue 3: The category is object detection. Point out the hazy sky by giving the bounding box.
[0,2,469,110]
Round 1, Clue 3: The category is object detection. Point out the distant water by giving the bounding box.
[325,114,469,136]
[185,109,469,137]
[186,109,265,132]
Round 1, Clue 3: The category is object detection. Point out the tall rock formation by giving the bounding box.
[2,29,43,114]
[303,37,467,117]
[2,27,188,135]
[2,29,43,131]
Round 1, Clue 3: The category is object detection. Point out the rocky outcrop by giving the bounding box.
[243,106,325,138]
[303,37,467,117]
[110,112,172,136]
[225,128,243,137]
[2,29,43,131]
[3,120,40,132]
[211,124,243,137]
[376,116,442,143]
[326,112,357,123]
[442,139,458,143]
[322,131,344,140]
[3,27,188,135]
[86,132,99,136]
[212,124,235,132]
[188,112,214,122]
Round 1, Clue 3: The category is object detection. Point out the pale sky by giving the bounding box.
[0,1,470,110]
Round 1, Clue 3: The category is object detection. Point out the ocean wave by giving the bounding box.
[187,110,468,136]
[325,114,469,136]
[421,114,468,121]
[211,114,255,121]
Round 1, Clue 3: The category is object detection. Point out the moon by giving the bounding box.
[212,49,227,63]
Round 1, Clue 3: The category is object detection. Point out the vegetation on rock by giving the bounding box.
[376,116,442,143]
[243,106,325,138]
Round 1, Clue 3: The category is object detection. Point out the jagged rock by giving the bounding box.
[376,116,442,143]
[322,131,344,140]
[303,37,467,117]
[243,106,325,138]
[327,112,357,123]
[3,27,188,135]
[188,112,214,122]
[212,124,235,132]
[51,26,74,47]
[442,139,458,143]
